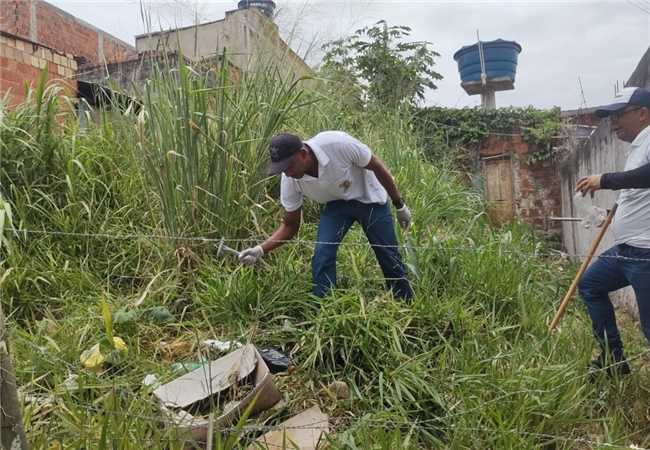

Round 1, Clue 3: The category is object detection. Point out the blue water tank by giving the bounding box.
[453,39,522,94]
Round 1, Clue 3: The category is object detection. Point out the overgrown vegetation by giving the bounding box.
[321,20,442,108]
[413,106,563,163]
[1,53,649,450]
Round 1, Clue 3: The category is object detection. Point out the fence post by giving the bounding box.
[0,301,29,450]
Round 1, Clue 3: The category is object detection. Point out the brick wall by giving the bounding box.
[0,32,77,106]
[479,134,562,238]
[0,0,136,66]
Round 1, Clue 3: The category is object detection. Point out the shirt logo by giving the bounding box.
[338,179,351,192]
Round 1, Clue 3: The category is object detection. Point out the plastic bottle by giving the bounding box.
[573,193,607,229]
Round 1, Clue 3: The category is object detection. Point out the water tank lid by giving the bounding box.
[453,39,522,61]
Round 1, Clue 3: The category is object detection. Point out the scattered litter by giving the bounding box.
[572,193,608,230]
[170,360,208,374]
[142,373,160,388]
[202,339,242,353]
[248,406,329,450]
[79,337,128,371]
[581,206,607,229]
[153,344,281,442]
[258,348,292,374]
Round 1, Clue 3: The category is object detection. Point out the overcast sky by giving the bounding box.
[49,0,650,110]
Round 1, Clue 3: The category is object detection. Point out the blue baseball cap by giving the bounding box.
[595,87,650,118]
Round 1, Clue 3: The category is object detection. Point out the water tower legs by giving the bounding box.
[481,89,496,109]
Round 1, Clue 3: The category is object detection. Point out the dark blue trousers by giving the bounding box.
[311,200,413,300]
[578,244,650,353]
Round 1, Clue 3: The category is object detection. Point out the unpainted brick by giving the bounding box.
[3,46,14,61]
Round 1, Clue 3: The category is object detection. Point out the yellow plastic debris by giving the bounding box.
[113,336,127,352]
[80,337,128,371]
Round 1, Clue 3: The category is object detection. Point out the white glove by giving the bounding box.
[239,245,264,266]
[396,205,412,230]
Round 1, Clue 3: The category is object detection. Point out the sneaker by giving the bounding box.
[588,351,631,381]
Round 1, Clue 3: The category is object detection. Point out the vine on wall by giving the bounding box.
[412,106,563,163]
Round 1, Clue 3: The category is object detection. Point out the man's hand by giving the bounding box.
[239,245,264,266]
[576,175,602,196]
[396,204,412,230]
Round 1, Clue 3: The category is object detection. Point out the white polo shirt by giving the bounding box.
[280,131,388,212]
[612,124,650,248]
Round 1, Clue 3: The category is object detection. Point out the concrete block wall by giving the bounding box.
[0,0,136,66]
[135,7,312,81]
[559,119,638,319]
[0,32,77,106]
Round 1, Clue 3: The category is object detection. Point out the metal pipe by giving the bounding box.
[548,217,583,222]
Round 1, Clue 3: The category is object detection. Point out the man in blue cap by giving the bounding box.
[238,131,413,300]
[574,87,650,378]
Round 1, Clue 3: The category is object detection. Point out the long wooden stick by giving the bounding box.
[548,204,618,333]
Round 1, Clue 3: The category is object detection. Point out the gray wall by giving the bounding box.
[559,120,637,317]
[78,54,185,97]
[558,46,650,321]
[135,7,312,81]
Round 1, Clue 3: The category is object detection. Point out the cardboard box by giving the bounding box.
[248,406,329,450]
[154,344,281,441]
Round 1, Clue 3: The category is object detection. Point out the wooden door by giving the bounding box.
[482,156,514,225]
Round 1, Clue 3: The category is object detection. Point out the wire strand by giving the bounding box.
[6,226,650,263]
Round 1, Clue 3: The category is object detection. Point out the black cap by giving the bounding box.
[595,87,650,118]
[267,133,303,175]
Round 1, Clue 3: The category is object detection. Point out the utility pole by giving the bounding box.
[0,300,29,450]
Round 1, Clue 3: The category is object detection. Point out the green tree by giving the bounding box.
[321,20,442,108]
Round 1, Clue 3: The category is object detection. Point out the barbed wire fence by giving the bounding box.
[2,224,650,449]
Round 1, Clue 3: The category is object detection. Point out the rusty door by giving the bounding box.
[482,155,514,225]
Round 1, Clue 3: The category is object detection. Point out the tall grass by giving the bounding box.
[2,59,650,450]
[138,53,313,240]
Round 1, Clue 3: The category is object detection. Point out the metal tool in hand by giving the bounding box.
[215,237,240,258]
